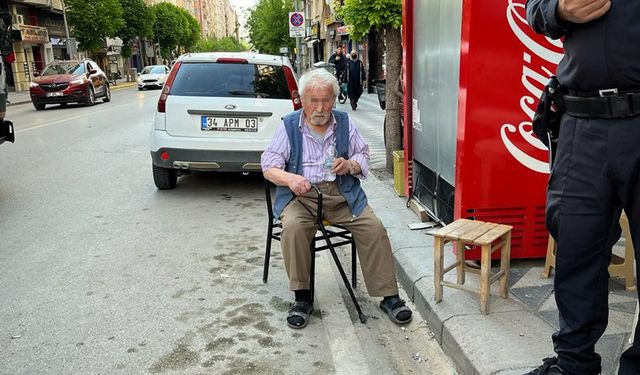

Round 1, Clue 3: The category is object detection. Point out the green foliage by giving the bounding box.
[66,0,124,53]
[179,9,201,50]
[192,37,246,52]
[117,0,154,58]
[151,3,199,58]
[337,0,401,40]
[246,0,294,54]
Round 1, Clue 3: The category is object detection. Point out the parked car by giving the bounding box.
[137,65,170,90]
[150,52,301,189]
[29,59,111,110]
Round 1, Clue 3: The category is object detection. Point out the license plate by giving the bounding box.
[201,116,258,132]
[46,92,63,97]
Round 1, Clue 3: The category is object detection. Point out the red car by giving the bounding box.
[29,59,111,110]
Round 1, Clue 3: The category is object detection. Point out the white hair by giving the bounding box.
[298,68,340,98]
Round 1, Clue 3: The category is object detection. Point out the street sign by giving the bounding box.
[289,12,305,38]
[279,47,289,54]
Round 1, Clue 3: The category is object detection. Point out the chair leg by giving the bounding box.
[310,241,316,303]
[351,242,357,288]
[455,240,465,285]
[263,226,273,283]
[500,234,511,298]
[542,235,556,278]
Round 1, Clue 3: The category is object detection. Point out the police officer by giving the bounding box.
[525,0,640,374]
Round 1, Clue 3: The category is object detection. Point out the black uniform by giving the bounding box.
[526,0,640,374]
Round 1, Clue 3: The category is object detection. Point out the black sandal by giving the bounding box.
[380,297,412,324]
[287,301,314,329]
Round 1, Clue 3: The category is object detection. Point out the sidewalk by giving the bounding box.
[346,94,635,373]
[6,79,137,107]
[364,171,635,374]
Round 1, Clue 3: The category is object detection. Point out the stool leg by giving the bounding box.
[434,236,444,303]
[480,244,491,314]
[455,240,465,285]
[500,233,511,299]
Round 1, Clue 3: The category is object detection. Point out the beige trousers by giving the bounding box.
[280,181,399,297]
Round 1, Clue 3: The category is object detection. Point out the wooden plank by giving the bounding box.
[444,220,486,241]
[474,224,513,245]
[408,198,429,222]
[430,219,474,237]
[440,281,478,294]
[458,222,498,242]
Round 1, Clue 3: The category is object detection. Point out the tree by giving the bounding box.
[66,0,124,54]
[338,0,402,172]
[117,0,154,58]
[246,0,294,55]
[177,9,201,51]
[192,37,246,52]
[151,3,184,59]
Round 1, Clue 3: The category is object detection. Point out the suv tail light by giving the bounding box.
[157,61,182,113]
[283,66,302,110]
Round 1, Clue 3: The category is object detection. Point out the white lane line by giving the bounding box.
[315,252,371,375]
[15,101,145,134]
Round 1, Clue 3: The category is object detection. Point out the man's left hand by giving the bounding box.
[332,158,351,176]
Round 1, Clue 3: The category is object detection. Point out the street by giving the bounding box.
[0,87,454,375]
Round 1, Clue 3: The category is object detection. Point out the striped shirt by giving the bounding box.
[261,113,370,184]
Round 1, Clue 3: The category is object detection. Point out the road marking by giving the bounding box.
[14,101,145,134]
[314,252,371,375]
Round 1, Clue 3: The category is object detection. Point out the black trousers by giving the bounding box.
[548,114,640,374]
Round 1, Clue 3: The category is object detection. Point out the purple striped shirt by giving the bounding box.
[261,113,370,184]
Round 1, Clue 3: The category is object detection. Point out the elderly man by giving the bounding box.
[261,68,412,329]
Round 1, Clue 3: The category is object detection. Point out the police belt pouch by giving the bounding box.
[532,76,564,163]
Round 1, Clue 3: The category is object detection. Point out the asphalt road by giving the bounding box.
[0,87,454,375]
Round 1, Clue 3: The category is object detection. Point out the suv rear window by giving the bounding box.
[170,62,291,99]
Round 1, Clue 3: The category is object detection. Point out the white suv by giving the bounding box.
[150,52,301,189]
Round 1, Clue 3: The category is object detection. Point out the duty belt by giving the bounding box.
[562,88,640,119]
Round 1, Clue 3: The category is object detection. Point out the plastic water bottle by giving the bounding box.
[323,144,336,181]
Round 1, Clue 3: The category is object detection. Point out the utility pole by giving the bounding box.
[61,0,74,59]
[294,0,301,74]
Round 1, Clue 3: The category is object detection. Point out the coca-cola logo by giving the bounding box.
[500,0,564,174]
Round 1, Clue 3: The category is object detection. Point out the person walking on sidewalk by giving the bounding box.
[345,50,365,111]
[261,68,412,329]
[525,0,640,374]
[328,45,347,83]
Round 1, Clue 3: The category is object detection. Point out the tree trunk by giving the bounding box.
[383,25,402,173]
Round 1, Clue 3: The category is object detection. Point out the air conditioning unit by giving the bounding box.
[14,14,24,25]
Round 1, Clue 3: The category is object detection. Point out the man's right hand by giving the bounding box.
[557,0,611,23]
[288,174,311,196]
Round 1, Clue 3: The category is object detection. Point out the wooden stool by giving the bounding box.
[542,212,636,291]
[432,219,513,314]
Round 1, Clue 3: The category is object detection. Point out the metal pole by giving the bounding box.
[61,0,73,59]
[294,0,301,74]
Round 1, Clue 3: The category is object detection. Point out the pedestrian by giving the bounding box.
[0,12,14,141]
[344,50,365,110]
[328,45,346,82]
[261,68,412,329]
[525,0,640,374]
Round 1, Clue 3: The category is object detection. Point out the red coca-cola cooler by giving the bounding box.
[401,0,563,259]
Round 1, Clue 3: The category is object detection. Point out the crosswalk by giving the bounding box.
[335,93,387,170]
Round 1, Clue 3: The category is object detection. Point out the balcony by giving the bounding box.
[50,0,64,11]
[12,0,52,7]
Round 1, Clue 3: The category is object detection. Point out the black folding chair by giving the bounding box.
[262,179,367,323]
